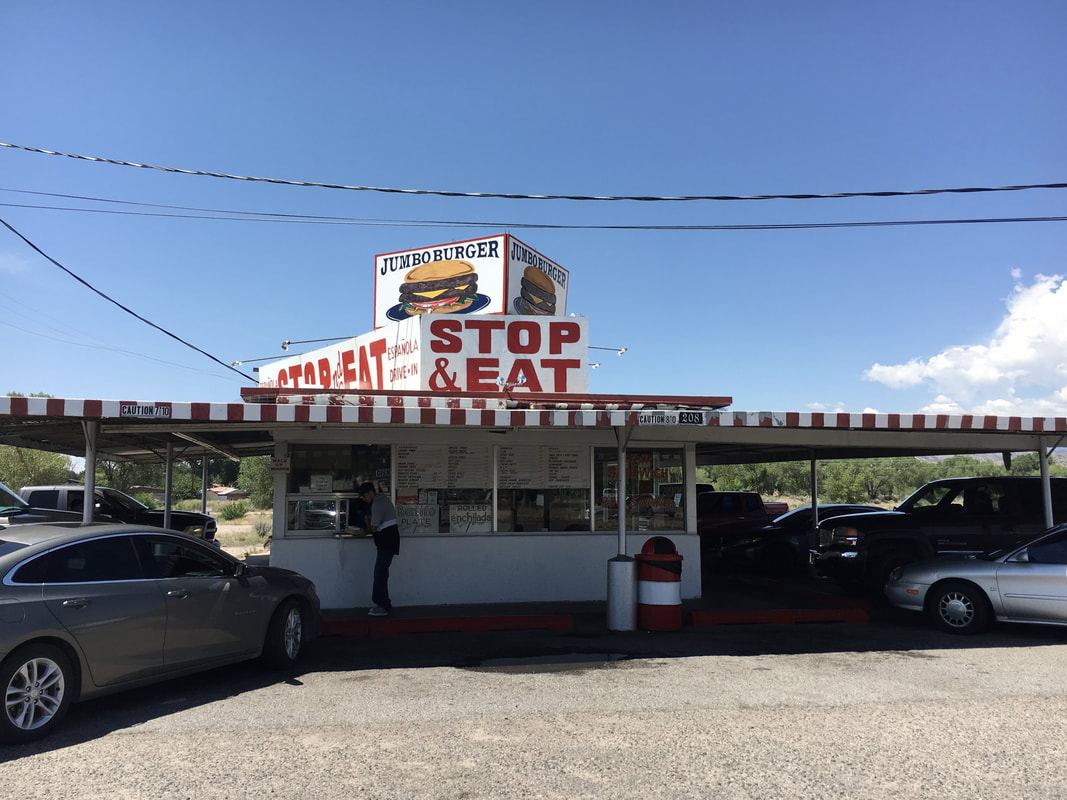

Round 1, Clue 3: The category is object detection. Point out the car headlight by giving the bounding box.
[887,566,905,584]
[183,524,205,536]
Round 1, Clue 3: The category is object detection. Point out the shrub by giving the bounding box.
[134,493,159,509]
[253,514,272,540]
[219,500,251,521]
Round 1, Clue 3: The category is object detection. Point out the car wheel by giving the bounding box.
[261,599,305,669]
[0,643,73,744]
[926,580,992,635]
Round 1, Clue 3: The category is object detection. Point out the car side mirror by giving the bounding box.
[233,562,248,578]
[1010,549,1029,563]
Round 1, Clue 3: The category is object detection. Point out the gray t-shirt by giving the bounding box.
[369,493,397,530]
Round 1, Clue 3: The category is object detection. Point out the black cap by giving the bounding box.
[358,482,375,495]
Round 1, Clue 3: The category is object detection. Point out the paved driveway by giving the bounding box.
[4,615,1067,799]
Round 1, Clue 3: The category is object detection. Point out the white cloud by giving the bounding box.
[0,252,29,274]
[864,274,1067,415]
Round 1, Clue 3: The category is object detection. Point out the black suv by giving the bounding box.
[812,476,1067,592]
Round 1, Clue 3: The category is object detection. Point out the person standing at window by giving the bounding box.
[359,482,399,616]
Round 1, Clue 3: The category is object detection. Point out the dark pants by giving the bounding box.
[372,547,395,611]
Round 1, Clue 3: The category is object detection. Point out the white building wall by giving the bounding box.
[272,532,702,609]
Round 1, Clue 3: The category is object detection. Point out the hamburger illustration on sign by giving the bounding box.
[514,266,557,315]
[398,260,482,316]
[374,235,569,329]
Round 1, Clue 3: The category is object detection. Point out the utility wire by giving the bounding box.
[2,196,1066,231]
[3,141,1066,203]
[0,216,258,383]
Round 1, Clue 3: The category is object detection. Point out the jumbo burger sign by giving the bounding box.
[259,315,589,394]
[374,234,569,329]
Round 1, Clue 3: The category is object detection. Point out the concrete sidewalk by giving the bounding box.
[319,571,870,637]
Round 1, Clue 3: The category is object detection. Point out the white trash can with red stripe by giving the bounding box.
[636,536,683,631]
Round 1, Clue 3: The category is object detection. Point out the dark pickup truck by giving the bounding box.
[812,476,1067,591]
[19,484,218,542]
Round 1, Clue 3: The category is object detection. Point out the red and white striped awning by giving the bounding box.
[3,394,1065,433]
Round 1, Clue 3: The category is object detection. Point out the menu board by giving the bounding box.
[498,446,542,489]
[498,446,588,488]
[546,446,588,487]
[446,445,491,488]
[397,445,445,487]
[397,444,490,489]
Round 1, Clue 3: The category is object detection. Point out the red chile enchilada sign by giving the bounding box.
[373,234,569,329]
[259,315,589,394]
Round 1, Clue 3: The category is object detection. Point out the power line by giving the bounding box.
[2,195,1066,231]
[3,141,1066,203]
[0,216,258,383]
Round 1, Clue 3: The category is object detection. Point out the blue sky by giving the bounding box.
[3,1,1065,414]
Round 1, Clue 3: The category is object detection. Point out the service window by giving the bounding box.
[285,444,390,537]
[594,448,684,532]
[396,444,494,533]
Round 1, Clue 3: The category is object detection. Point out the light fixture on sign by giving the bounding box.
[589,346,627,356]
[231,354,300,367]
[495,374,527,391]
[590,363,601,369]
[281,335,356,351]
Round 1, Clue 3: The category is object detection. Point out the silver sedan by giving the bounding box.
[885,523,1067,634]
[0,523,319,744]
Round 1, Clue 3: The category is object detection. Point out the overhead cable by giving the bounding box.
[3,141,1066,203]
[0,216,257,383]
[2,195,1066,231]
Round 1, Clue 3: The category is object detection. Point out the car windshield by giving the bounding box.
[0,480,30,511]
[101,488,148,511]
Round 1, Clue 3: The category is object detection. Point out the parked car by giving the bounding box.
[812,477,1067,592]
[885,523,1067,634]
[0,523,320,743]
[721,503,884,572]
[19,484,218,542]
[0,480,84,526]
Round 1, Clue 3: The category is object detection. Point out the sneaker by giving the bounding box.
[368,606,390,617]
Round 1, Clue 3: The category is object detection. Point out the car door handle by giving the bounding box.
[167,590,190,599]
[62,598,88,609]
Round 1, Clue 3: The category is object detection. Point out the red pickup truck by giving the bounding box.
[696,491,790,555]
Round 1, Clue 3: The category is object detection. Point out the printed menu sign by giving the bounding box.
[397,444,490,489]
[397,504,440,534]
[499,446,588,488]
[445,445,491,488]
[498,446,542,489]
[449,504,493,533]
[397,445,445,487]
[546,446,588,487]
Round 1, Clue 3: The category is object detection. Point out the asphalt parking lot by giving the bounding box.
[5,607,1067,799]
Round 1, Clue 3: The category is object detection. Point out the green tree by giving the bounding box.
[0,446,73,490]
[237,456,274,509]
